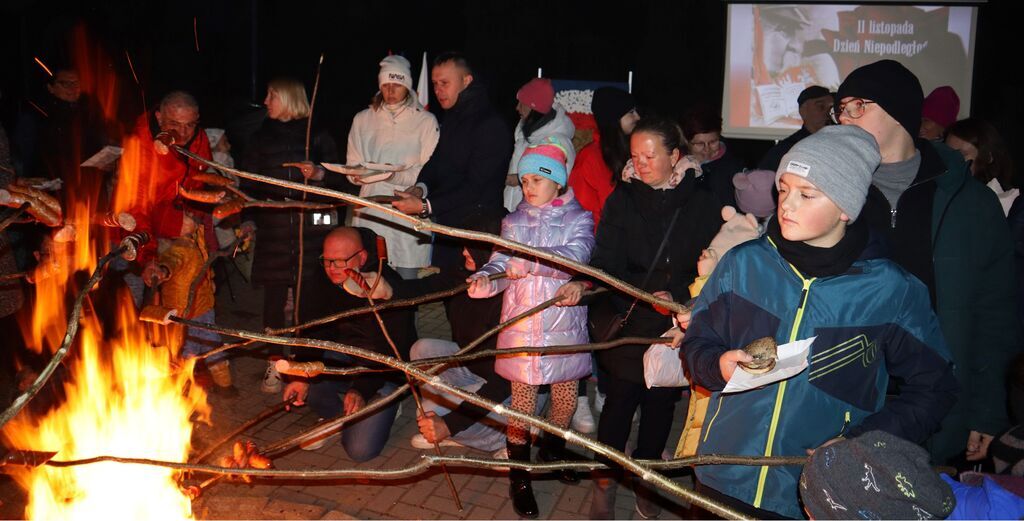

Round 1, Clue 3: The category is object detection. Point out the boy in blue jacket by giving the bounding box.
[683,125,959,518]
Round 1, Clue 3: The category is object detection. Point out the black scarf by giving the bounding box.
[766,215,868,278]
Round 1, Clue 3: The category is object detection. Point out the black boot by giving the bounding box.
[537,432,580,484]
[507,440,539,519]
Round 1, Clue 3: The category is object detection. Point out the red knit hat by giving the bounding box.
[921,86,960,129]
[516,78,555,114]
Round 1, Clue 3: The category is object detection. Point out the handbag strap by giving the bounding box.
[621,206,683,324]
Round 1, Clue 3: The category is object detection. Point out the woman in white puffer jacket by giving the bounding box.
[347,55,439,279]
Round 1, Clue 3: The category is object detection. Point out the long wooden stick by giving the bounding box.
[194,273,507,362]
[294,52,325,333]
[46,453,807,477]
[192,295,585,455]
[352,261,463,511]
[0,242,136,428]
[169,317,752,520]
[0,203,30,233]
[281,336,671,376]
[171,146,689,315]
[190,401,290,464]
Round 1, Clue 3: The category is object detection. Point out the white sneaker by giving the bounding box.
[300,418,340,451]
[594,391,606,414]
[410,433,464,450]
[261,358,282,394]
[571,399,597,433]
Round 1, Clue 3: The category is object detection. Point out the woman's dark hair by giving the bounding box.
[596,116,630,182]
[680,104,723,141]
[632,115,685,156]
[946,118,1015,190]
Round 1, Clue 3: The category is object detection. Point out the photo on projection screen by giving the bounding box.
[723,4,978,140]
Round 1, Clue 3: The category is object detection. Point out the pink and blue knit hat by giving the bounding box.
[517,140,568,186]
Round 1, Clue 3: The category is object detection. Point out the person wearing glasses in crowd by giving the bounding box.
[238,77,343,394]
[14,67,110,184]
[681,104,745,208]
[280,226,416,457]
[123,91,218,308]
[835,60,1019,468]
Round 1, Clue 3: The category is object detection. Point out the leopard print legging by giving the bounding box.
[507,380,579,445]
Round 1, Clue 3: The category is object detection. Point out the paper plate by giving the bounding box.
[321,162,402,183]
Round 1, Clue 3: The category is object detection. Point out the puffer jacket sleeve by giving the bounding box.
[527,208,594,280]
[470,216,515,298]
[682,251,737,391]
[845,276,959,443]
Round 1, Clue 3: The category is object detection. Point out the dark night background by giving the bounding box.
[1,0,1020,178]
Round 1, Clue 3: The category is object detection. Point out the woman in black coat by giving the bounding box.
[558,115,723,518]
[239,77,343,390]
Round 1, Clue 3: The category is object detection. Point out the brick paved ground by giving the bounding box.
[194,266,697,520]
[0,262,697,520]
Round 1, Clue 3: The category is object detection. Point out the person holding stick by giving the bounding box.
[467,141,594,519]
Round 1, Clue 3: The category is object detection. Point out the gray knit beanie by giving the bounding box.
[775,125,880,222]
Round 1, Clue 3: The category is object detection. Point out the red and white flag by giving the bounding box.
[416,51,429,109]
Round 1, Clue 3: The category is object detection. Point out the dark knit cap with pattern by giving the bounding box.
[800,430,955,520]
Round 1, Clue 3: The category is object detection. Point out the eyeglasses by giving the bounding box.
[163,119,199,132]
[830,98,876,124]
[689,138,720,150]
[319,249,363,268]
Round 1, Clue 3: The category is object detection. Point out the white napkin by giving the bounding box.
[722,336,816,394]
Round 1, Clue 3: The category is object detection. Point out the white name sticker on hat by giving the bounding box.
[785,160,811,177]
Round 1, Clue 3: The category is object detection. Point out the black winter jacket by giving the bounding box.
[417,83,512,226]
[239,118,341,287]
[589,176,723,383]
[298,228,417,401]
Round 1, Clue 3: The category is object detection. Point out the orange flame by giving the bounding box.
[4,26,211,520]
[4,295,209,519]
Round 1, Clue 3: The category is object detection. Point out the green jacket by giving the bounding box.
[862,139,1020,462]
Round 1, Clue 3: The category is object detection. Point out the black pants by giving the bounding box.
[597,377,682,464]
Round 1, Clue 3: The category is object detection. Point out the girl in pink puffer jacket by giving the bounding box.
[468,141,594,518]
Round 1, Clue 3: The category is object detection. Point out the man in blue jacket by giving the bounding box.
[685,125,958,518]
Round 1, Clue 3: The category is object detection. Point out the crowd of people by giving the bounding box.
[3,51,1024,520]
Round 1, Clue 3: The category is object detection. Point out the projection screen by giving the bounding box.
[723,4,978,140]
